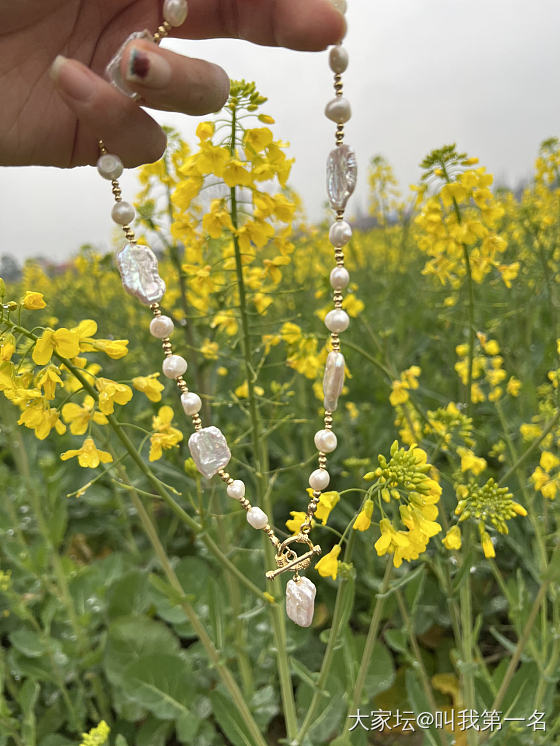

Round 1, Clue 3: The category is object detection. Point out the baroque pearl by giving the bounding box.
[247,506,268,529]
[329,45,349,74]
[325,97,351,123]
[162,354,187,379]
[309,468,330,491]
[97,154,123,180]
[329,221,352,247]
[188,426,231,479]
[227,480,245,500]
[163,0,188,26]
[181,391,202,415]
[314,429,338,453]
[286,576,316,628]
[327,145,357,211]
[111,201,135,225]
[116,243,166,305]
[149,315,174,339]
[323,351,345,412]
[325,309,349,333]
[330,267,350,290]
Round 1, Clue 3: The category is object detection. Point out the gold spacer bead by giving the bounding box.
[239,497,251,511]
[318,454,328,468]
[312,490,322,500]
[192,414,203,430]
[150,303,161,316]
[98,139,107,155]
[218,470,230,483]
[176,377,188,392]
[324,411,333,429]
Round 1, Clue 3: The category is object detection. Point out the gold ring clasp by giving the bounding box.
[265,534,322,580]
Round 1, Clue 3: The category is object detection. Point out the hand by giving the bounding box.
[1,0,345,168]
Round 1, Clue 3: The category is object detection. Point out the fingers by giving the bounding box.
[50,55,167,167]
[183,0,346,51]
[120,40,230,116]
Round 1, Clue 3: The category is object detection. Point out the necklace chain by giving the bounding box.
[96,0,355,627]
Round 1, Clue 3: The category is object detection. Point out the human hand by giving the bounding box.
[1,0,345,168]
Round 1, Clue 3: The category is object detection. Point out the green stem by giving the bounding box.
[227,104,298,740]
[296,532,358,744]
[458,524,477,746]
[128,486,267,746]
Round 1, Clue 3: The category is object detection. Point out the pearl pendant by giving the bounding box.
[286,576,316,627]
[116,243,166,305]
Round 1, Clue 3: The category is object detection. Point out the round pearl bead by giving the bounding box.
[309,469,330,491]
[329,221,352,247]
[162,354,187,379]
[111,201,135,225]
[330,266,350,290]
[314,429,338,454]
[181,391,202,415]
[329,46,349,74]
[163,0,188,26]
[97,154,123,180]
[325,97,352,124]
[247,506,268,529]
[149,315,174,339]
[227,480,246,500]
[325,309,350,333]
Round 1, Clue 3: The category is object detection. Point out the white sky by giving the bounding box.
[1,0,559,262]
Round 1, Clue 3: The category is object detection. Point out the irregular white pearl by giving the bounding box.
[181,391,202,415]
[325,97,352,124]
[247,506,268,529]
[286,576,316,628]
[227,480,245,500]
[309,469,330,491]
[329,45,349,74]
[163,0,188,26]
[329,221,352,247]
[97,154,123,180]
[325,309,350,333]
[162,354,187,379]
[330,266,350,290]
[314,429,338,453]
[111,201,135,225]
[149,315,174,339]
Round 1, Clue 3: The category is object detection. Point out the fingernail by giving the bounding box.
[50,55,96,101]
[126,47,171,88]
[327,0,347,14]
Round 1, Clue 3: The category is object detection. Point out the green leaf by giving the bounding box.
[123,653,195,720]
[250,685,279,732]
[104,615,180,689]
[384,628,408,653]
[115,737,130,746]
[176,710,201,743]
[137,716,173,746]
[19,679,39,746]
[210,689,256,746]
[106,569,150,618]
[9,629,46,658]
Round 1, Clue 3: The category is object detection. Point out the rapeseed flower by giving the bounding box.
[315,544,341,580]
[61,437,113,468]
[132,373,165,403]
[149,406,183,461]
[32,327,81,365]
[95,378,133,415]
[22,291,46,310]
[79,720,110,746]
[62,396,108,435]
[353,499,373,531]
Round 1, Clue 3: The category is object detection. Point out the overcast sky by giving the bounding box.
[1,0,559,262]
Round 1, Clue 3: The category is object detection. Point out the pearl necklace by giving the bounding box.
[96,0,356,628]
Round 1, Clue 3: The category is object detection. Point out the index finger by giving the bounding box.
[175,0,346,51]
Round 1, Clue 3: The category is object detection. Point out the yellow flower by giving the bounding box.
[480,529,495,558]
[202,200,235,238]
[22,291,46,310]
[442,525,462,550]
[35,365,63,400]
[200,339,219,360]
[32,327,81,365]
[234,381,264,399]
[79,719,110,746]
[342,294,365,317]
[540,451,560,472]
[149,405,183,461]
[390,379,409,406]
[72,320,129,359]
[196,121,215,141]
[61,437,113,468]
[457,447,487,475]
[310,490,340,525]
[0,334,15,361]
[244,127,273,153]
[374,518,409,566]
[237,220,275,251]
[280,322,302,345]
[286,511,310,535]
[211,310,238,337]
[95,378,133,415]
[353,498,374,531]
[62,396,108,435]
[132,373,165,403]
[315,544,341,579]
[520,423,542,441]
[18,401,66,440]
[506,377,521,396]
[223,159,253,187]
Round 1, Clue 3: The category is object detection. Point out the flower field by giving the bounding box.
[0,83,559,745]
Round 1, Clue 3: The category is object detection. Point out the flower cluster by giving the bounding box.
[79,720,110,746]
[455,332,521,404]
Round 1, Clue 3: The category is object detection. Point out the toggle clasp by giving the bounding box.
[265,534,322,580]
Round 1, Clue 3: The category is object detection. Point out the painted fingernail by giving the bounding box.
[50,55,96,101]
[126,47,172,88]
